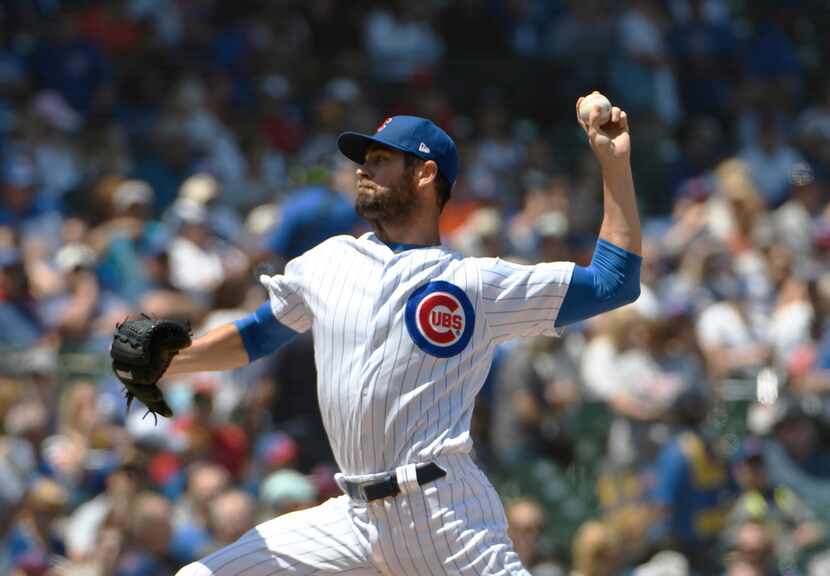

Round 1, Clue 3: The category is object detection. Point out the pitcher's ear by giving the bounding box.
[418,160,438,189]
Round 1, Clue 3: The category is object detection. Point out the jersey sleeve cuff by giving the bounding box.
[554,239,641,328]
[234,301,300,362]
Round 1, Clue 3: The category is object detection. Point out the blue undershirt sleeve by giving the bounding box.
[554,239,641,328]
[234,301,300,362]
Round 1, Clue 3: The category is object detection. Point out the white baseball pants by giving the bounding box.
[176,454,530,575]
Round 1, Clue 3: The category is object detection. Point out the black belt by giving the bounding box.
[342,463,446,502]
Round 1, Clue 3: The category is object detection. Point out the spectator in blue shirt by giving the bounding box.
[0,247,45,349]
[262,156,362,265]
[95,179,169,304]
[5,478,68,570]
[648,387,734,574]
[0,154,63,249]
[114,492,177,576]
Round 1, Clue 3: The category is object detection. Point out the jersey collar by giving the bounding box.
[369,233,440,253]
[385,241,436,252]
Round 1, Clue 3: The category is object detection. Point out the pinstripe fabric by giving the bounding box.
[479,258,573,342]
[176,457,530,575]
[175,496,378,575]
[183,233,573,575]
[259,234,573,476]
[371,454,530,576]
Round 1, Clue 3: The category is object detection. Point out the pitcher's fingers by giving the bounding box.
[611,106,621,124]
[588,105,604,130]
[576,96,587,130]
[619,110,629,132]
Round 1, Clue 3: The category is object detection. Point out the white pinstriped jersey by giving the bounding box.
[261,232,574,476]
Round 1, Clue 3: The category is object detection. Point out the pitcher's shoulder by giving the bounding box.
[435,254,484,293]
[307,234,368,255]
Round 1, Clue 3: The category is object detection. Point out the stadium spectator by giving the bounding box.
[364,3,444,83]
[773,163,824,262]
[493,335,581,468]
[506,497,548,570]
[739,116,805,208]
[647,388,733,573]
[612,0,681,125]
[763,397,830,523]
[795,79,830,179]
[26,91,83,204]
[116,491,177,575]
[172,384,249,479]
[93,179,167,304]
[507,172,571,261]
[0,154,62,249]
[5,478,68,570]
[167,200,248,297]
[725,436,825,572]
[168,173,243,244]
[0,247,46,348]
[45,242,129,351]
[570,520,623,576]
[259,469,318,517]
[609,310,698,469]
[206,490,256,551]
[65,449,144,562]
[452,207,507,258]
[168,462,229,564]
[260,155,361,267]
[723,520,779,576]
[694,254,771,382]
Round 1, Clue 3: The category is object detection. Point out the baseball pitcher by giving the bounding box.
[110,92,641,575]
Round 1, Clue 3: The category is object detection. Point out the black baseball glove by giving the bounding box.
[110,315,192,420]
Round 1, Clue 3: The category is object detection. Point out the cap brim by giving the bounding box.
[337,132,419,164]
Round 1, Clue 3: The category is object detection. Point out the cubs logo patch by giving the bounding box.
[405,281,475,358]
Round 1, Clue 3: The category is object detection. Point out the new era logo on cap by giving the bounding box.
[337,116,459,187]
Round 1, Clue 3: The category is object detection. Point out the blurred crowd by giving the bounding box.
[1,0,830,574]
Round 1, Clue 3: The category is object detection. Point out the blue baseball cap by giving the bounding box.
[337,115,459,187]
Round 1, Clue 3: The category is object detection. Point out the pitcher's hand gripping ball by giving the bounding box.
[110,315,191,419]
[578,91,612,125]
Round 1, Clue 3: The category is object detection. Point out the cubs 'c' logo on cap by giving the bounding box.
[405,281,475,358]
[376,117,393,133]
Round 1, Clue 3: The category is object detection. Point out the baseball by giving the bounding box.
[579,92,612,125]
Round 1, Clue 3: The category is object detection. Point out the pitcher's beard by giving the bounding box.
[355,178,417,225]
